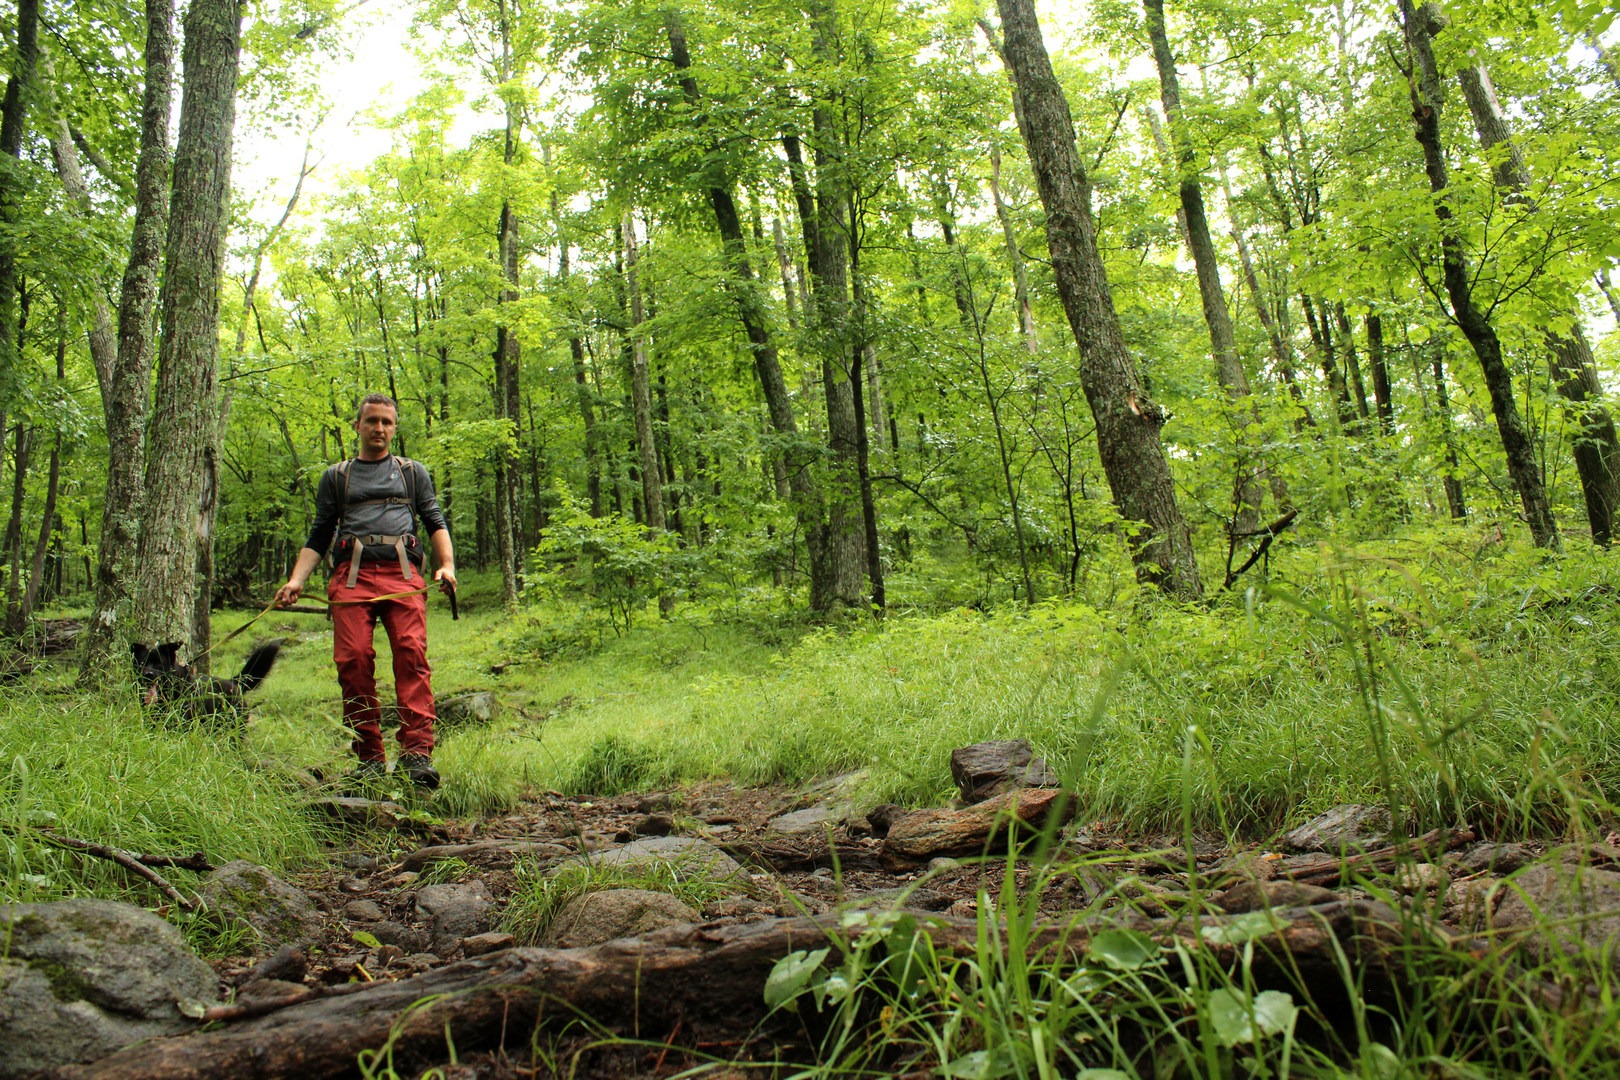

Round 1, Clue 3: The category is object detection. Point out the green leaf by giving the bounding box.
[1087,928,1159,971]
[177,998,208,1019]
[1200,910,1282,946]
[352,930,383,949]
[1208,988,1257,1047]
[763,947,830,1010]
[1207,988,1297,1047]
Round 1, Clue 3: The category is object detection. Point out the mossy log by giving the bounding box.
[57,899,1493,1080]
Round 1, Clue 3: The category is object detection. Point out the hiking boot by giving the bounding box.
[399,753,440,790]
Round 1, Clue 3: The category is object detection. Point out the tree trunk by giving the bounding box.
[3,425,30,628]
[0,0,40,380]
[79,0,173,680]
[1366,310,1394,434]
[849,240,886,611]
[1333,302,1371,423]
[992,0,1202,599]
[1144,0,1267,533]
[1431,347,1467,520]
[1401,0,1556,548]
[1217,160,1310,417]
[622,212,666,540]
[1457,61,1617,545]
[989,142,1038,354]
[132,0,241,651]
[491,0,522,607]
[552,186,603,518]
[16,325,64,631]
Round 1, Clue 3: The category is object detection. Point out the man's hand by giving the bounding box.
[434,566,458,595]
[273,579,304,608]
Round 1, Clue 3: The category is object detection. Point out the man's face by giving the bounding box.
[354,403,398,456]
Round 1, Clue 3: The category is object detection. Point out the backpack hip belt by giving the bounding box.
[344,533,415,586]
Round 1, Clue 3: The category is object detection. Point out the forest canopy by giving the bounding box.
[1,0,1618,655]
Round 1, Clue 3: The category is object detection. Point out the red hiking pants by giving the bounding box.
[329,561,436,762]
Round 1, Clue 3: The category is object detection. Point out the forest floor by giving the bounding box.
[8,538,1620,1077]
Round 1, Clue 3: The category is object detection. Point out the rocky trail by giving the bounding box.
[6,741,1620,1079]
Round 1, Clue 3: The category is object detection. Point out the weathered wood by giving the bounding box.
[882,788,1070,869]
[59,901,1453,1080]
[398,839,571,873]
[715,835,888,874]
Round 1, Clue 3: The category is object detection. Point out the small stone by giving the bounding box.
[344,900,385,922]
[1457,842,1534,875]
[1393,862,1449,896]
[1281,805,1392,854]
[633,814,675,836]
[926,857,961,874]
[202,861,324,951]
[416,882,496,954]
[1444,877,1494,930]
[341,853,380,872]
[635,793,677,814]
[234,978,306,1006]
[437,690,497,726]
[768,807,840,835]
[313,797,407,828]
[339,878,370,894]
[375,944,405,967]
[865,804,904,838]
[583,836,744,879]
[540,889,700,948]
[369,921,428,954]
[460,932,515,957]
[236,945,308,988]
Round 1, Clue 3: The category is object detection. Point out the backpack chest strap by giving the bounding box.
[344,534,414,586]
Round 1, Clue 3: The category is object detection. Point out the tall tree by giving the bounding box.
[133,0,242,649]
[78,0,174,678]
[1142,0,1264,532]
[0,0,40,379]
[1398,0,1557,549]
[992,0,1202,599]
[1456,61,1619,545]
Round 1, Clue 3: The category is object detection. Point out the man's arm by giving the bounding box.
[274,547,325,608]
[429,528,456,593]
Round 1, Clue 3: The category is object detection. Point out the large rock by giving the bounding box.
[437,691,497,727]
[584,836,744,879]
[414,881,495,955]
[949,740,1061,804]
[882,788,1070,869]
[0,900,218,1076]
[1491,859,1620,974]
[1281,805,1391,854]
[201,861,323,950]
[539,889,699,949]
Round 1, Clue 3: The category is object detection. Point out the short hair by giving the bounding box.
[354,393,398,423]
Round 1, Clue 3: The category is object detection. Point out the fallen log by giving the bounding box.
[58,900,1478,1080]
[714,835,888,874]
[882,788,1070,869]
[1280,827,1477,888]
[398,839,572,873]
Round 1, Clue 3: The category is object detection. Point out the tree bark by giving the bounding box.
[1457,61,1618,545]
[1366,310,1394,434]
[62,902,1454,1080]
[988,142,1038,354]
[1401,1,1556,548]
[133,0,241,650]
[79,0,173,680]
[992,0,1202,599]
[490,0,523,608]
[622,212,666,539]
[0,0,40,380]
[3,425,30,627]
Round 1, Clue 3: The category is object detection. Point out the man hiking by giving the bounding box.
[274,393,457,788]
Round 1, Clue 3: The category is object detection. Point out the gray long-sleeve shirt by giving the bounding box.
[304,456,449,564]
